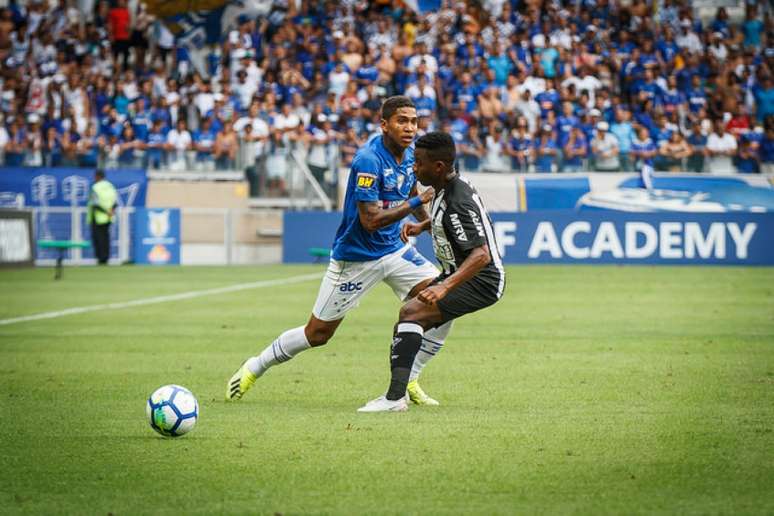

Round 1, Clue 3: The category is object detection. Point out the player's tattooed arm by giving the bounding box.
[409,183,430,223]
[357,187,434,233]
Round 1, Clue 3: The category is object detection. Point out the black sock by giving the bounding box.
[386,322,424,401]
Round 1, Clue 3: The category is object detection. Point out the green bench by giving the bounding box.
[38,240,91,280]
[308,247,331,263]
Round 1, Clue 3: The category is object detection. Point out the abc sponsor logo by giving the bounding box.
[339,281,363,292]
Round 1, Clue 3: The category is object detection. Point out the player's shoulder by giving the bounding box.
[446,175,477,201]
[351,136,383,172]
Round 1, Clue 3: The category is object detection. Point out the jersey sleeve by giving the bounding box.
[446,196,487,251]
[350,152,381,202]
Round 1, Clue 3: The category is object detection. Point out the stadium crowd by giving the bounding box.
[0,0,773,197]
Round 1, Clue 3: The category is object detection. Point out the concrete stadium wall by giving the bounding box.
[146,180,282,265]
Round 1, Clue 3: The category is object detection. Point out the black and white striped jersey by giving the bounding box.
[429,175,505,297]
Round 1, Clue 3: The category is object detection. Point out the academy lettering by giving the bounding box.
[522,221,757,260]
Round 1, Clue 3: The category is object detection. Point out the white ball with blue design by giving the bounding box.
[146,385,199,437]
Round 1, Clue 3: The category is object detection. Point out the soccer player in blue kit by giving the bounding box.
[227,96,453,407]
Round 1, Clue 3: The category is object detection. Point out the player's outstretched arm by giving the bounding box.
[418,244,491,304]
[357,187,434,232]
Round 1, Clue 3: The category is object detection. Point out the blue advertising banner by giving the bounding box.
[284,211,774,266]
[0,167,147,208]
[132,208,181,265]
[520,173,774,213]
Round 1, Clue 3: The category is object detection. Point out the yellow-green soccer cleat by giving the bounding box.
[226,362,257,401]
[407,380,440,406]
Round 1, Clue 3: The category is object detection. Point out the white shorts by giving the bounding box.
[312,244,440,322]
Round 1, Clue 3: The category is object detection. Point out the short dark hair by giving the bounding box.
[95,169,105,179]
[381,96,415,121]
[415,131,456,166]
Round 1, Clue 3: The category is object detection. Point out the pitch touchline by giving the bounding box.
[0,272,322,327]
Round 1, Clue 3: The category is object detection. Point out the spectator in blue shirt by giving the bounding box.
[539,44,560,79]
[145,119,168,169]
[630,126,658,171]
[736,139,759,174]
[507,34,532,74]
[457,124,485,173]
[534,124,559,173]
[355,53,379,87]
[407,75,436,118]
[660,76,686,116]
[562,126,587,172]
[535,79,561,119]
[710,7,731,39]
[686,123,708,173]
[611,108,634,171]
[487,43,513,87]
[637,69,661,105]
[753,75,774,123]
[118,124,142,166]
[76,123,100,168]
[131,100,152,142]
[44,126,63,167]
[742,6,764,50]
[149,96,172,128]
[686,74,707,115]
[760,125,774,174]
[507,118,533,172]
[193,117,217,168]
[651,114,674,149]
[557,101,579,148]
[639,40,659,69]
[453,72,480,112]
[614,31,636,61]
[656,28,680,65]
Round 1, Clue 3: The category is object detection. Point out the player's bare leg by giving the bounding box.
[226,315,342,400]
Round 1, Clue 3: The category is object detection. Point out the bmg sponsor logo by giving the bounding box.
[356,174,375,188]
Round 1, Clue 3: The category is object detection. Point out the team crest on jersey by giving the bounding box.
[356,173,376,188]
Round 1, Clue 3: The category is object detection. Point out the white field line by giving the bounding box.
[0,272,322,327]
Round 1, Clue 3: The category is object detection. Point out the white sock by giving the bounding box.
[409,321,452,381]
[246,326,311,377]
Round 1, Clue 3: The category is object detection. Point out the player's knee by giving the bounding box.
[399,302,421,323]
[306,324,335,347]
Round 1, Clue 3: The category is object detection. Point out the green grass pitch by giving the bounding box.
[1,265,773,515]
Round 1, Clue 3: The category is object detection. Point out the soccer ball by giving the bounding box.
[146,384,199,437]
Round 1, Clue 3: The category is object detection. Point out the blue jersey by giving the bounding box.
[332,136,416,261]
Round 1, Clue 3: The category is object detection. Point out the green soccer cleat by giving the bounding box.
[407,379,440,406]
[226,362,257,401]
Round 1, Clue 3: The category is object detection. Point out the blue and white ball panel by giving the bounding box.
[146,384,198,438]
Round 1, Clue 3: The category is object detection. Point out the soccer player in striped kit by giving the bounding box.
[359,132,505,412]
